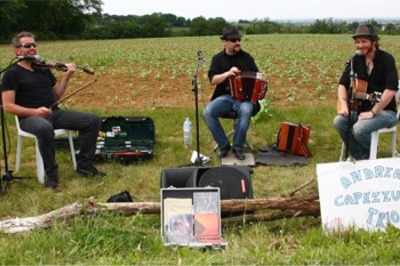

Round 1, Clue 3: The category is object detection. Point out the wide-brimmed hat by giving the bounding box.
[352,24,377,39]
[220,26,241,40]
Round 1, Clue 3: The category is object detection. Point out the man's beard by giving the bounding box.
[232,45,240,53]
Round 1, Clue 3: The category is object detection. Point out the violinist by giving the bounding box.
[333,24,399,160]
[1,31,105,189]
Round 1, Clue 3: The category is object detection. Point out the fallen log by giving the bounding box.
[0,194,320,234]
[221,193,319,212]
[222,209,320,225]
[0,197,161,234]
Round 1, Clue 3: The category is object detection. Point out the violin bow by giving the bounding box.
[51,78,97,109]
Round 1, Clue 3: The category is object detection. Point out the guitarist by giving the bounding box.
[333,24,399,160]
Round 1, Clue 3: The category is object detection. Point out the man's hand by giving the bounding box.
[228,66,240,76]
[64,63,77,74]
[34,107,52,117]
[338,104,349,117]
[358,111,375,121]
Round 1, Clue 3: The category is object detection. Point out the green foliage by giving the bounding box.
[246,20,283,34]
[189,16,210,36]
[251,99,270,123]
[86,15,400,40]
[1,1,400,43]
[0,0,101,42]
[0,0,25,41]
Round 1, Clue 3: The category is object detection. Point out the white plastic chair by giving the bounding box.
[339,88,400,161]
[14,116,77,183]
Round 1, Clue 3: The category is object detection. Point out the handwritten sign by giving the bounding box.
[316,158,400,232]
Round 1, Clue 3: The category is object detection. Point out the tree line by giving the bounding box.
[1,0,399,43]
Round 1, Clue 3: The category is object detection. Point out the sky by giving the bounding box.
[101,0,399,21]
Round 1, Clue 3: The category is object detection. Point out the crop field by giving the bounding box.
[2,34,400,111]
[0,34,400,264]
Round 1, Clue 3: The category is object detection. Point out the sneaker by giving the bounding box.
[233,149,246,160]
[77,165,106,177]
[219,143,231,158]
[45,176,59,189]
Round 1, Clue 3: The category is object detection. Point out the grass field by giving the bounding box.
[0,34,400,264]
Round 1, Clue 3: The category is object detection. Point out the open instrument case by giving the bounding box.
[160,187,227,249]
[95,116,155,164]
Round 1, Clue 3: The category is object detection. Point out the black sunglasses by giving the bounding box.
[228,38,241,43]
[19,42,37,48]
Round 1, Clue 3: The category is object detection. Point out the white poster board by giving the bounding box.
[317,158,400,232]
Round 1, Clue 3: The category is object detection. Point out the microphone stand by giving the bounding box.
[191,51,205,165]
[344,57,357,160]
[0,61,31,194]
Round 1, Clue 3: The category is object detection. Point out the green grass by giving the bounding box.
[1,34,400,264]
[0,105,399,264]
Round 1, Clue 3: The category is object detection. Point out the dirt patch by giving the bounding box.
[63,66,337,112]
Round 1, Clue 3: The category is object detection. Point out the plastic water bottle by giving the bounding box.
[183,117,193,148]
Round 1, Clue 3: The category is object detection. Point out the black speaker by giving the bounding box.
[160,166,253,200]
[196,166,253,200]
[160,166,198,188]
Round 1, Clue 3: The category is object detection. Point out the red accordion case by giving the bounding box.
[277,122,311,157]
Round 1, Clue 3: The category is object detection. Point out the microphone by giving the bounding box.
[198,51,204,61]
[16,55,41,61]
[348,50,361,65]
[353,50,361,57]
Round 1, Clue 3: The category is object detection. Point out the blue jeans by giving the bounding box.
[19,109,101,178]
[333,110,398,160]
[203,95,253,151]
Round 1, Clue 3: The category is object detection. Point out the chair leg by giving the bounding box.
[15,133,45,183]
[15,135,23,173]
[245,139,255,152]
[391,131,397,157]
[369,132,379,160]
[68,131,77,170]
[34,139,45,184]
[214,128,234,152]
[213,119,255,152]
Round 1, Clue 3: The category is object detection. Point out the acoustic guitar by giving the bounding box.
[336,79,381,113]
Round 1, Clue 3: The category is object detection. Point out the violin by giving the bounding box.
[337,78,381,113]
[31,61,94,75]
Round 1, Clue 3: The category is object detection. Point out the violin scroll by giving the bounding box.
[78,66,95,75]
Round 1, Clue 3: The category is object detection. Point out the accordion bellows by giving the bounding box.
[228,72,267,103]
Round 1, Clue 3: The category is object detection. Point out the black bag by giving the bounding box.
[107,191,133,202]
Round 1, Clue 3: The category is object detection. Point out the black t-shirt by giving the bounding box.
[339,49,399,112]
[208,49,259,100]
[1,64,57,109]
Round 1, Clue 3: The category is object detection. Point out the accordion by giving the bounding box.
[228,72,268,103]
